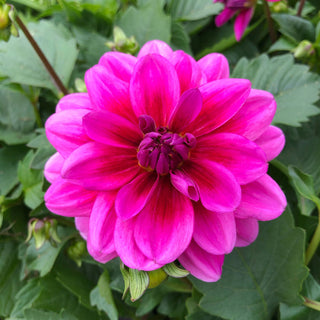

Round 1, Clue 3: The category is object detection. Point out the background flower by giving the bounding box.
[45,40,286,282]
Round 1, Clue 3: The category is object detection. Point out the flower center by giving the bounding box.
[137,115,196,175]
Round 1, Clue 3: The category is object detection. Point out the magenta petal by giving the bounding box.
[254,126,285,161]
[61,142,140,191]
[75,217,90,240]
[99,51,137,83]
[137,40,173,59]
[184,159,241,212]
[179,240,224,282]
[197,53,229,82]
[44,153,64,183]
[168,88,202,133]
[235,217,259,247]
[56,93,93,112]
[130,54,180,127]
[115,172,158,220]
[186,79,251,137]
[114,217,164,270]
[215,7,236,26]
[193,203,236,254]
[87,192,118,263]
[134,176,194,264]
[45,178,97,217]
[235,174,287,221]
[83,111,142,148]
[45,109,90,158]
[170,170,199,201]
[217,89,276,140]
[171,50,204,93]
[85,65,136,122]
[194,133,267,184]
[234,8,254,41]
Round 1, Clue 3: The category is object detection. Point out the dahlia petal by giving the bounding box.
[234,8,254,41]
[215,7,236,27]
[45,109,90,158]
[114,217,163,270]
[87,192,118,263]
[194,133,267,184]
[254,126,285,161]
[235,217,259,247]
[56,93,93,112]
[61,142,139,191]
[235,174,287,221]
[185,79,251,137]
[98,51,137,83]
[137,40,173,59]
[115,171,158,220]
[184,159,241,212]
[193,203,236,255]
[170,170,199,201]
[83,111,142,148]
[130,54,180,127]
[45,178,97,217]
[168,88,202,133]
[134,176,194,264]
[179,240,224,282]
[197,53,229,82]
[44,153,64,183]
[85,65,136,122]
[75,217,90,240]
[217,89,276,140]
[171,50,204,93]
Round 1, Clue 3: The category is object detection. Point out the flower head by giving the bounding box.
[44,40,286,282]
[214,0,280,41]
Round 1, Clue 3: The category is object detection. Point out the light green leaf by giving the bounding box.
[90,270,118,320]
[0,20,78,92]
[117,1,171,46]
[168,0,222,21]
[191,209,308,320]
[232,54,320,126]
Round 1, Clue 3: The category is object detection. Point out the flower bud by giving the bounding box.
[270,1,288,13]
[293,40,315,59]
[147,268,168,288]
[67,239,87,267]
[0,4,9,30]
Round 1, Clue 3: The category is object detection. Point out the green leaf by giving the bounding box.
[170,21,192,54]
[269,36,297,53]
[191,209,308,320]
[81,0,119,21]
[280,275,320,320]
[288,166,320,209]
[167,0,222,21]
[117,0,171,46]
[272,14,315,43]
[0,146,27,196]
[232,54,320,127]
[24,309,77,320]
[17,151,44,209]
[0,85,36,145]
[157,292,188,318]
[0,241,24,317]
[0,20,78,92]
[90,270,118,320]
[163,263,189,278]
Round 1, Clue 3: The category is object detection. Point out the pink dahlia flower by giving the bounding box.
[214,0,280,41]
[44,40,286,282]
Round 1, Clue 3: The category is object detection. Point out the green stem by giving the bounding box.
[30,95,43,128]
[297,0,306,17]
[304,296,320,311]
[12,10,68,95]
[305,205,320,265]
[263,0,277,44]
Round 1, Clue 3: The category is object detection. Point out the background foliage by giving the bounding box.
[1,0,320,319]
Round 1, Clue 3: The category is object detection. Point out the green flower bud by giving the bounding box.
[67,239,87,267]
[293,40,315,59]
[270,1,288,13]
[0,4,9,30]
[147,268,168,288]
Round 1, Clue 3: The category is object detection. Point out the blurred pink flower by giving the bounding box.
[44,40,286,282]
[214,0,280,41]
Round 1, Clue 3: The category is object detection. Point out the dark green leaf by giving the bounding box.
[24,309,77,320]
[191,210,308,320]
[170,21,192,54]
[232,54,320,126]
[269,36,297,53]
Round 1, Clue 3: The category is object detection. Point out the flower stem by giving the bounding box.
[304,296,320,311]
[305,205,320,265]
[13,12,69,96]
[297,0,306,17]
[263,0,277,44]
